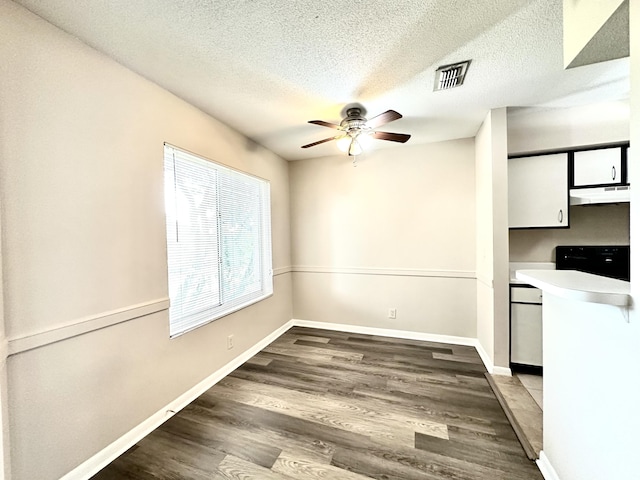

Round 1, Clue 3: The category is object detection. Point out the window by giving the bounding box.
[163,144,272,337]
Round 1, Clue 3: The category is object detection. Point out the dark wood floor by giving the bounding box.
[92,327,543,479]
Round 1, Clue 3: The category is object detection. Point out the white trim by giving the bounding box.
[491,366,513,376]
[536,451,561,480]
[7,298,170,356]
[472,339,512,376]
[476,273,494,288]
[291,319,478,347]
[60,320,295,480]
[291,266,476,279]
[273,266,292,276]
[474,340,495,373]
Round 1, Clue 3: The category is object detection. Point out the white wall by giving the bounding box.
[475,109,510,371]
[631,0,639,300]
[0,2,292,479]
[629,0,640,444]
[289,139,477,339]
[542,294,640,480]
[0,175,7,478]
[507,102,629,156]
[537,2,640,479]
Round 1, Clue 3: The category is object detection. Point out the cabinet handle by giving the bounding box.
[612,166,617,181]
[558,209,563,223]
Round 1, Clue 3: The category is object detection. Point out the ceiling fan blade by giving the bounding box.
[372,131,411,143]
[301,136,339,148]
[366,110,402,128]
[308,120,341,129]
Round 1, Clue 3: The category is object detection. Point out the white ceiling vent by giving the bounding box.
[434,60,471,91]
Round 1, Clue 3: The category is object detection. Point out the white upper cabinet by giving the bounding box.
[573,147,623,187]
[508,153,569,229]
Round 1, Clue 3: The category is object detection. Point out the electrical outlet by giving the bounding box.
[227,334,234,350]
[388,308,397,319]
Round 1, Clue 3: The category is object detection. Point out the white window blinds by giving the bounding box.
[164,144,272,337]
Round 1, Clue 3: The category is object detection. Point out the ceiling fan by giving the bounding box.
[301,107,411,156]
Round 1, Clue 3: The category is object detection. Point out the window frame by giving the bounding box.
[163,143,273,337]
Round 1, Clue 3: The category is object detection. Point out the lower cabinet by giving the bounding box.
[510,285,543,368]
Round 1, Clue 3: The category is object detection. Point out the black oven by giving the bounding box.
[555,245,630,281]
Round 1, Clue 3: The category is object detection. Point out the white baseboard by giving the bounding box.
[61,320,295,480]
[491,366,512,376]
[472,340,511,376]
[291,319,478,347]
[537,451,561,480]
[473,340,494,373]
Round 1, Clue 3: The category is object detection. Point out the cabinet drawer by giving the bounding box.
[511,286,542,304]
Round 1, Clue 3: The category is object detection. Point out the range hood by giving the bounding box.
[569,185,631,205]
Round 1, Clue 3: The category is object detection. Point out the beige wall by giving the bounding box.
[289,139,477,338]
[0,2,292,479]
[475,108,510,370]
[475,114,495,363]
[510,203,630,262]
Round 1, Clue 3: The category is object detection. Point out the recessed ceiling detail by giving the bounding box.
[434,60,471,91]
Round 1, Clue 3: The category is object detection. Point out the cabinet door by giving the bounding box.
[508,153,568,228]
[511,303,543,366]
[573,147,622,186]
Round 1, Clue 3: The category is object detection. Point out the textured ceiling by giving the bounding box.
[14,0,630,160]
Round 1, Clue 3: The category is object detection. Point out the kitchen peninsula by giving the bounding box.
[515,269,635,480]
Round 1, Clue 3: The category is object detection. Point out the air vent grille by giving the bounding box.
[434,60,471,91]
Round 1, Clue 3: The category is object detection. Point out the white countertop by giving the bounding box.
[509,262,555,284]
[515,269,631,307]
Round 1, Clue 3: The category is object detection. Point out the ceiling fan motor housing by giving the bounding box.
[341,108,368,132]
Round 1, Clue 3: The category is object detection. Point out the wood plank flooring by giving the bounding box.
[92,327,543,479]
[487,373,543,460]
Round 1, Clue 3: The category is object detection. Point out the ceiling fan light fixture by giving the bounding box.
[357,131,373,149]
[338,131,366,156]
[302,107,410,157]
[336,135,352,153]
[348,137,362,156]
